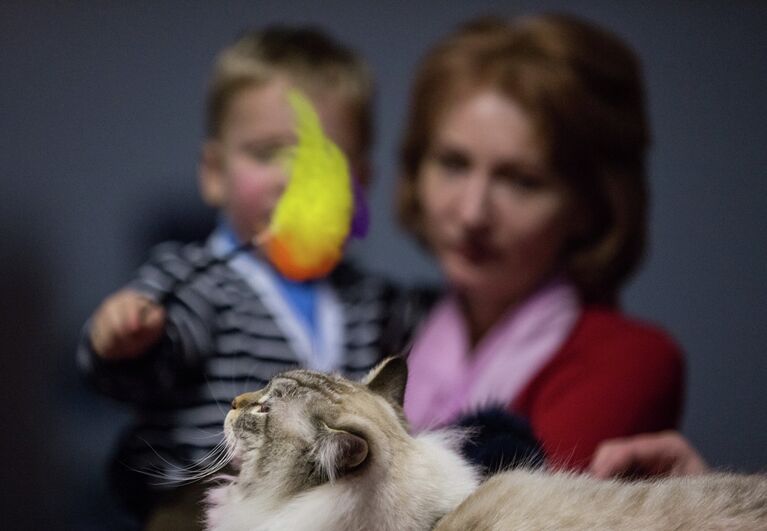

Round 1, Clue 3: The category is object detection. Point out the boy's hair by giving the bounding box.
[398,14,650,304]
[205,25,373,154]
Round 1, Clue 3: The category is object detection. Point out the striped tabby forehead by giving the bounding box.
[266,370,359,400]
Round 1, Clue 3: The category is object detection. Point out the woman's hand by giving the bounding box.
[589,431,709,479]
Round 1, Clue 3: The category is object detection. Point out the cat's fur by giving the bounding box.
[205,358,478,530]
[435,469,767,530]
[206,358,767,531]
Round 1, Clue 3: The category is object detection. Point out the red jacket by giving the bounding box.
[512,307,685,470]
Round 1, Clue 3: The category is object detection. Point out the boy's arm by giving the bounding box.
[88,289,167,361]
[77,242,215,404]
[77,321,187,404]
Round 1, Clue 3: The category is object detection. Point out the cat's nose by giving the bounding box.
[231,392,259,409]
[231,396,247,409]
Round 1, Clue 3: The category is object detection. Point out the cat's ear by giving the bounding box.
[314,425,368,483]
[362,356,408,407]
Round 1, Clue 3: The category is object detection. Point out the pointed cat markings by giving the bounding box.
[206,358,767,531]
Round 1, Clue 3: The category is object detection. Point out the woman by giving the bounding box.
[398,14,684,470]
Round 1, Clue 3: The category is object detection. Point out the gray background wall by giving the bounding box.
[1,1,765,529]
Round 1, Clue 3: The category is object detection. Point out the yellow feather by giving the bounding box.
[265,89,353,280]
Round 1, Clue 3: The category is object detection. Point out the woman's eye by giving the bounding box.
[435,151,469,174]
[496,168,547,192]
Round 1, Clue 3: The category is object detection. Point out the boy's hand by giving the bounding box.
[90,289,167,360]
[589,431,709,479]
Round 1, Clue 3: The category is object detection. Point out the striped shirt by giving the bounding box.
[77,236,432,499]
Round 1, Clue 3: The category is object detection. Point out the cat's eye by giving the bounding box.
[254,401,270,414]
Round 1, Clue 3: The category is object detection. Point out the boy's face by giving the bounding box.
[200,77,365,243]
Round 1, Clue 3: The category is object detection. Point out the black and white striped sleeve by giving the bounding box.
[76,242,216,405]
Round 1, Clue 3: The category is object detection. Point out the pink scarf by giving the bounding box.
[404,278,581,432]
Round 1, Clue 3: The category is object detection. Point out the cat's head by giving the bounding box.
[223,357,409,497]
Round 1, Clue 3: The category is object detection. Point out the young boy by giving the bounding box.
[77,26,413,529]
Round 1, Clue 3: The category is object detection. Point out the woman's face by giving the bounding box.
[417,90,578,305]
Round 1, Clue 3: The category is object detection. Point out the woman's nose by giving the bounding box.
[457,174,492,227]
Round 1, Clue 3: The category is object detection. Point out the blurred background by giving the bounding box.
[1,1,765,528]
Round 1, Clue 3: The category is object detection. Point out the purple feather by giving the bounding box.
[350,175,370,238]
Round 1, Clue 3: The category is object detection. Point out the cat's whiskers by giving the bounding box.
[202,366,228,419]
[133,437,236,486]
[189,427,227,439]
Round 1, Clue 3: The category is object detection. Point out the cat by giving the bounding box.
[205,357,767,530]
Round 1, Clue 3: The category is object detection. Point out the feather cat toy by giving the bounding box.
[261,89,361,280]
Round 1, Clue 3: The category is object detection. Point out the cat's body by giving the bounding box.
[436,469,767,530]
[206,358,767,531]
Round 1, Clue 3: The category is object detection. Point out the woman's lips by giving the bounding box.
[452,241,500,263]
